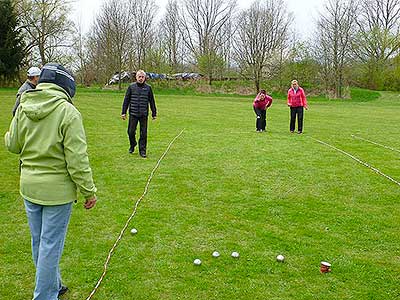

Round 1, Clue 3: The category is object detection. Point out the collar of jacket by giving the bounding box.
[35,82,73,103]
[27,80,37,89]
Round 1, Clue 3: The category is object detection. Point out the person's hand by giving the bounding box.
[305,106,309,110]
[84,196,97,209]
[121,114,126,120]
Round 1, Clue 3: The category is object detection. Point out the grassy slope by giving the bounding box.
[0,88,399,299]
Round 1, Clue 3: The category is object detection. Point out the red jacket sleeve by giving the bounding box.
[300,88,308,107]
[266,95,273,107]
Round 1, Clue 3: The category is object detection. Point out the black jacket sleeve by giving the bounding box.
[122,85,131,115]
[148,87,157,118]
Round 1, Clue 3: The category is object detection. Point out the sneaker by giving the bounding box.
[140,152,147,158]
[297,131,302,134]
[129,146,135,154]
[290,131,294,133]
[58,286,68,296]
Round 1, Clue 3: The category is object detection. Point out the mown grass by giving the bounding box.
[0,87,399,300]
[89,80,382,102]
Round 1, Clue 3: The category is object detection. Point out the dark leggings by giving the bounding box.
[290,106,304,132]
[254,107,266,130]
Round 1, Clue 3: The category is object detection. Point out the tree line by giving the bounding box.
[1,0,400,96]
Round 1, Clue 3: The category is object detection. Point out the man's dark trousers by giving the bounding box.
[128,115,148,154]
[290,106,304,132]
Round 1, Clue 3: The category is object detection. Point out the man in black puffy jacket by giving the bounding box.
[121,70,157,158]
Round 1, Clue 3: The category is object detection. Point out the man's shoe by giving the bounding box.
[129,146,135,154]
[140,152,147,158]
[297,131,302,134]
[58,286,68,297]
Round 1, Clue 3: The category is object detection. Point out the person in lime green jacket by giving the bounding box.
[4,63,97,300]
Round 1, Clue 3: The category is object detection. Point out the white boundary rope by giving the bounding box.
[86,129,185,300]
[311,137,400,187]
[351,134,400,154]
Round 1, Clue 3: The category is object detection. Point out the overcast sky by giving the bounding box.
[72,0,324,39]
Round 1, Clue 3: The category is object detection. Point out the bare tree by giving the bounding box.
[71,21,88,85]
[179,0,237,84]
[88,0,132,89]
[161,0,181,73]
[353,0,400,88]
[15,0,74,65]
[85,32,107,84]
[233,0,291,92]
[128,0,158,70]
[217,14,234,79]
[314,0,358,98]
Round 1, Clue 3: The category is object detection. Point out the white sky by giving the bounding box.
[72,0,324,39]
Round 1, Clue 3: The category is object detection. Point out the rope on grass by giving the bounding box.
[86,129,185,300]
[351,134,400,154]
[311,137,400,187]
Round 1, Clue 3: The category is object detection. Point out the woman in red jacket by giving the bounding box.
[253,89,273,132]
[287,80,308,134]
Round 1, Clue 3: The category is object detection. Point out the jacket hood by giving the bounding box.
[19,83,73,121]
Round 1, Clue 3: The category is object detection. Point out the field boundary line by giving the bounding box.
[311,137,400,187]
[351,134,400,154]
[86,129,185,300]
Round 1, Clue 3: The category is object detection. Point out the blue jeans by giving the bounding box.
[24,200,72,300]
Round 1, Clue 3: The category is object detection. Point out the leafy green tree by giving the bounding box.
[0,0,24,84]
[281,41,320,92]
[353,0,400,90]
[381,54,400,91]
[197,51,225,85]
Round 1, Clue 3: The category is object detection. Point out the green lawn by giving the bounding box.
[1,87,399,300]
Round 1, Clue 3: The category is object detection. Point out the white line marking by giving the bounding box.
[351,134,400,154]
[86,129,185,300]
[311,137,400,187]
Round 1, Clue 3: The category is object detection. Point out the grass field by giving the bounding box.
[1,87,399,300]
